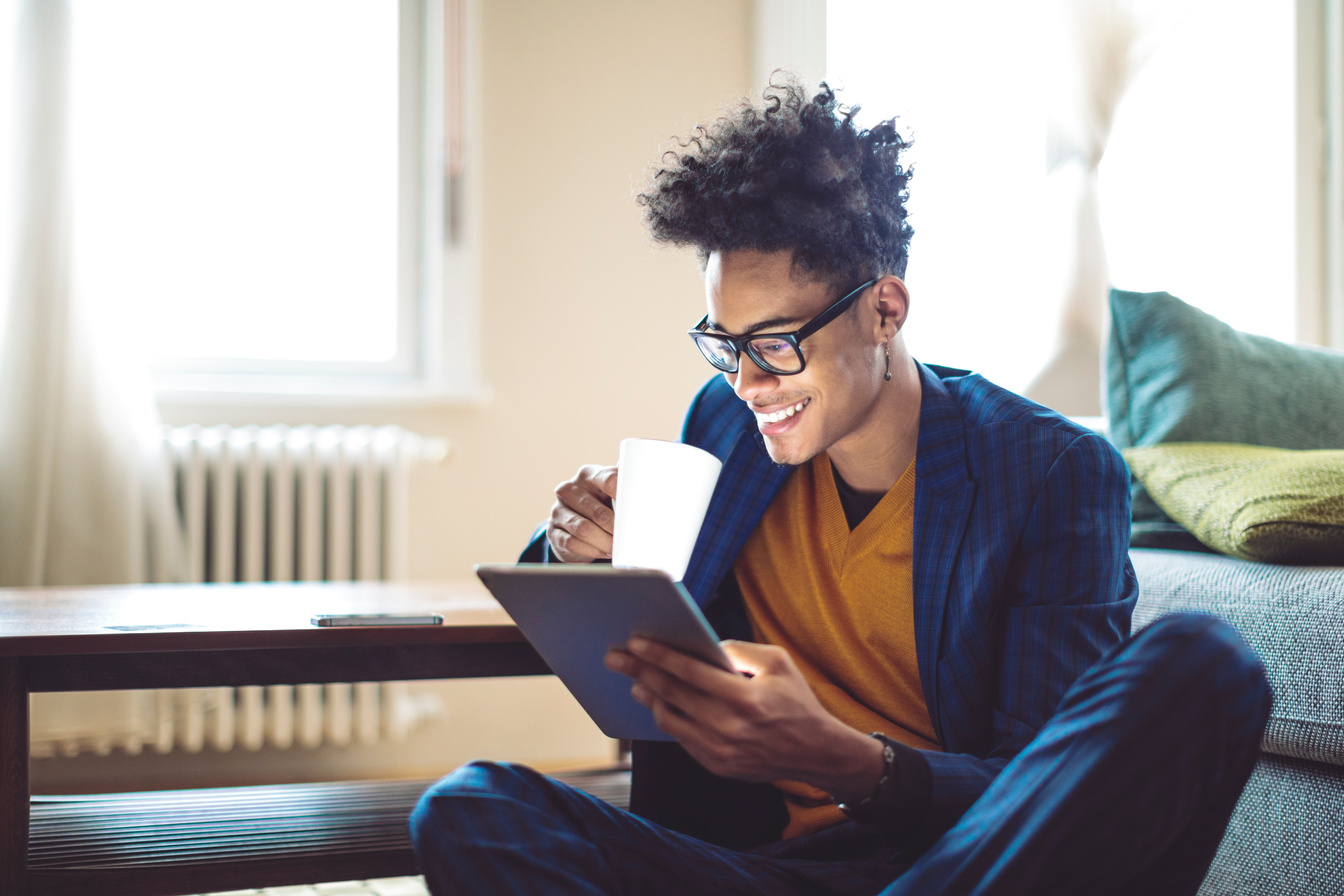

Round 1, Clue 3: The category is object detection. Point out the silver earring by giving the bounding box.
[884,343,892,382]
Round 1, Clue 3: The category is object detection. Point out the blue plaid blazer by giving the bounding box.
[524,362,1138,848]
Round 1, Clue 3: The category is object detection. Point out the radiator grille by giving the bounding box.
[168,424,447,585]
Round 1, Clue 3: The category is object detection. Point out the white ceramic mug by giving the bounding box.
[610,438,722,581]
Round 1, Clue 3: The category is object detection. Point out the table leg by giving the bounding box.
[1,657,28,895]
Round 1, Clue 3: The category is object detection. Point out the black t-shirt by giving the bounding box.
[831,463,885,530]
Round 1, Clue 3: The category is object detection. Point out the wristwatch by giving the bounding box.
[835,732,902,825]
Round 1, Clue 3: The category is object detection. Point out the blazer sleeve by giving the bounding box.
[914,430,1138,836]
[519,523,554,563]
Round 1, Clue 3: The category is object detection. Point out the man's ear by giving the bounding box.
[872,276,910,342]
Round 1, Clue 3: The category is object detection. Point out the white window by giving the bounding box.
[69,0,480,404]
[826,0,1299,395]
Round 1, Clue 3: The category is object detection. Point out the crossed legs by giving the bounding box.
[882,612,1272,896]
[411,613,1272,896]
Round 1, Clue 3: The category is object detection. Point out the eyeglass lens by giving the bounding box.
[694,334,803,375]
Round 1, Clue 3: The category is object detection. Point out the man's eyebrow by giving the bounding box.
[703,315,803,337]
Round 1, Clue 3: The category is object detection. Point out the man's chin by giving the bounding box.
[761,433,817,467]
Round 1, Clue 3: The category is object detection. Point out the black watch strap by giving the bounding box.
[836,732,904,825]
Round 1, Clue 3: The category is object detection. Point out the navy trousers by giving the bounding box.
[410,613,1272,896]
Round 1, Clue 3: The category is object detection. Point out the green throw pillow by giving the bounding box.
[1123,443,1344,564]
[1106,289,1344,537]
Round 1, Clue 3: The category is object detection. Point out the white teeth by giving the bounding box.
[756,400,807,425]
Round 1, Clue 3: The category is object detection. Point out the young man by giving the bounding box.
[411,82,1271,895]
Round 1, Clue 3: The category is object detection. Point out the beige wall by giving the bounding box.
[411,0,752,579]
[34,0,754,793]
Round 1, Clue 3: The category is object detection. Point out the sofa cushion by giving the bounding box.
[1198,753,1344,896]
[1124,443,1344,564]
[1131,548,1344,767]
[1106,289,1344,533]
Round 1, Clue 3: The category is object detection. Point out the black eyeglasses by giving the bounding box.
[688,279,878,375]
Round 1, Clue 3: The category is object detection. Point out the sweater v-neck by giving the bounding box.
[815,452,917,573]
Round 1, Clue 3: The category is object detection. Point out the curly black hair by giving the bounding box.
[637,78,913,289]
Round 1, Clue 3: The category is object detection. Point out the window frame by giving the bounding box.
[151,0,486,409]
[1297,0,1344,351]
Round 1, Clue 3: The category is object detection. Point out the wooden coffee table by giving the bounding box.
[0,581,560,896]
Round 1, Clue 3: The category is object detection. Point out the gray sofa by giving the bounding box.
[1130,548,1344,896]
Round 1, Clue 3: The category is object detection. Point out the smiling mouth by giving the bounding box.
[754,398,809,425]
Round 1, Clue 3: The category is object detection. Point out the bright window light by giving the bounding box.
[0,6,14,297]
[827,0,1296,393]
[69,1,401,367]
[1099,3,1296,343]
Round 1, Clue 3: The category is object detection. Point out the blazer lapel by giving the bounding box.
[681,430,793,609]
[912,364,976,743]
[679,364,978,744]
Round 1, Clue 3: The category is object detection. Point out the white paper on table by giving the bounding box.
[611,438,722,582]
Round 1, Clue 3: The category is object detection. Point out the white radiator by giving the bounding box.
[30,424,449,759]
[167,424,448,585]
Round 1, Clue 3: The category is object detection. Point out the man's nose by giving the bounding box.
[729,354,779,400]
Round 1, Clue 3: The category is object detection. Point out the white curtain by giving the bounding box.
[0,0,184,589]
[1024,0,1148,416]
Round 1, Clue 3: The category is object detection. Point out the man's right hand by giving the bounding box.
[546,464,619,563]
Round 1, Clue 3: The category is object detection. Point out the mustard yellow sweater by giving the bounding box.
[735,452,939,839]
